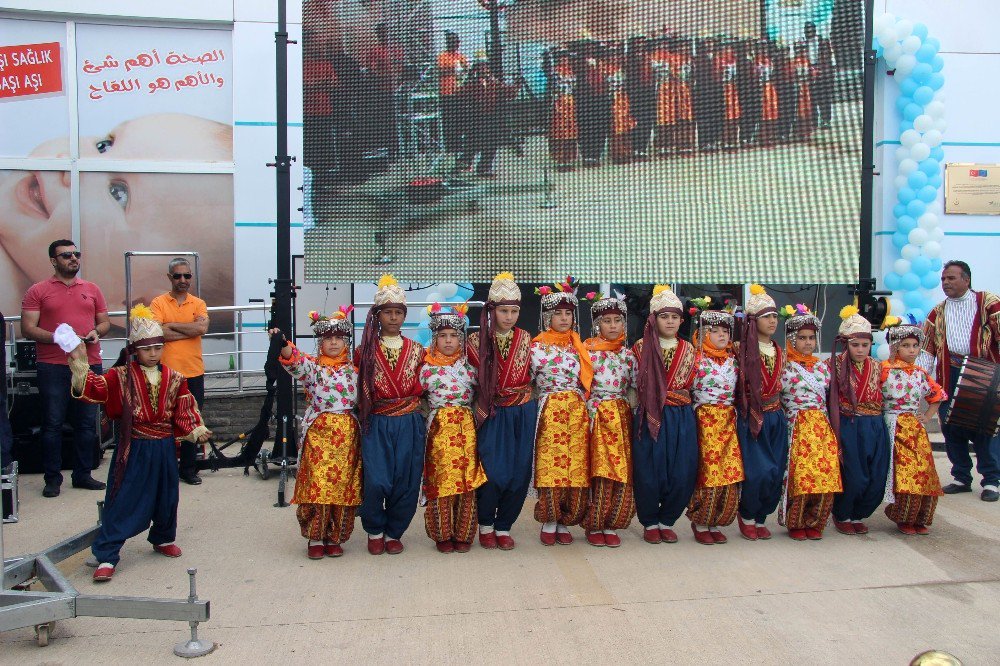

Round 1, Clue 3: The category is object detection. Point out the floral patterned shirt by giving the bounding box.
[780,361,831,414]
[880,362,947,414]
[420,360,477,410]
[586,347,636,415]
[279,347,358,445]
[692,356,737,407]
[531,342,583,396]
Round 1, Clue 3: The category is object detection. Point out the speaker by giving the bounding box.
[15,340,36,371]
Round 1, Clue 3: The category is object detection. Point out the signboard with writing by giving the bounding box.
[0,42,63,100]
[944,163,1000,215]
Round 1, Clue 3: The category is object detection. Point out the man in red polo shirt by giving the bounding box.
[21,240,111,498]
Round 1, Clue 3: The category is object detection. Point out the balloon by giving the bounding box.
[902,103,923,122]
[900,129,921,148]
[874,13,897,34]
[899,158,919,174]
[932,118,947,133]
[884,272,902,291]
[905,307,926,322]
[893,203,908,219]
[921,272,941,289]
[911,63,932,83]
[931,54,945,73]
[924,37,941,52]
[927,73,944,90]
[896,95,914,115]
[899,78,919,97]
[901,244,920,260]
[876,344,891,361]
[912,23,929,41]
[922,240,942,258]
[915,43,937,63]
[911,255,932,277]
[901,274,921,292]
[897,215,918,234]
[910,142,931,161]
[907,171,928,190]
[929,226,945,243]
[894,258,912,275]
[895,19,914,40]
[929,174,943,188]
[904,290,925,308]
[892,231,909,250]
[438,282,458,298]
[901,35,921,54]
[929,257,943,272]
[925,101,945,119]
[890,297,906,316]
[918,185,938,203]
[913,87,934,106]
[922,129,943,147]
[895,146,911,162]
[425,292,442,305]
[899,121,914,134]
[929,146,945,161]
[883,43,902,64]
[894,54,916,77]
[912,114,933,132]
[894,175,909,190]
[908,228,929,246]
[897,187,916,204]
[917,212,938,230]
[906,199,927,217]
[919,159,940,177]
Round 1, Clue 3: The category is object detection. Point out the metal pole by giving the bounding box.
[236,310,243,393]
[858,0,877,283]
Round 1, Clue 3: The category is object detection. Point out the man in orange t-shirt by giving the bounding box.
[150,258,209,485]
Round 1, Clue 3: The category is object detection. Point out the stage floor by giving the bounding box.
[3,446,998,664]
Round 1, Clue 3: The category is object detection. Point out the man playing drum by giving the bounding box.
[922,260,1000,503]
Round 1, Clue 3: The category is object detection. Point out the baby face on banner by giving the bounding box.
[0,113,233,319]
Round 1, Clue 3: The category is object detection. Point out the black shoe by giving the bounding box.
[180,474,203,486]
[981,489,999,502]
[72,476,107,491]
[942,483,973,494]
[42,483,61,498]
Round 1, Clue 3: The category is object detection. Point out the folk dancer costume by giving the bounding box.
[605,50,636,164]
[736,284,788,540]
[279,308,361,559]
[715,45,742,149]
[420,303,488,553]
[531,277,594,545]
[790,46,815,141]
[355,275,426,554]
[633,285,698,544]
[828,307,891,534]
[753,44,780,146]
[581,293,637,547]
[923,288,1000,496]
[546,50,579,171]
[686,301,744,545]
[69,305,208,581]
[777,305,842,540]
[882,321,947,534]
[669,42,696,154]
[650,40,675,155]
[468,272,537,550]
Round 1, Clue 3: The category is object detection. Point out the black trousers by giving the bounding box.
[179,374,204,477]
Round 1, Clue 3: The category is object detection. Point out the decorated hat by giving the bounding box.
[310,305,353,338]
[886,314,925,347]
[649,284,682,315]
[536,276,580,312]
[128,304,164,349]
[837,305,873,340]
[373,274,406,309]
[427,302,469,333]
[689,296,735,330]
[746,284,777,316]
[488,272,521,304]
[588,291,627,320]
[780,303,821,339]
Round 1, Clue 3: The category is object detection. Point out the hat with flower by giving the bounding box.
[309,305,354,339]
[127,304,164,349]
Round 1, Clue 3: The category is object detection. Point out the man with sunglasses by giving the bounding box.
[150,258,209,485]
[21,240,110,497]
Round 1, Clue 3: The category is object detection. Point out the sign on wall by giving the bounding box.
[945,163,1000,215]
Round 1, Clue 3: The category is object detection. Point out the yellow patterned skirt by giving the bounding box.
[535,391,590,488]
[891,413,944,497]
[423,406,487,500]
[590,398,632,483]
[787,409,843,497]
[695,404,744,488]
[293,412,362,506]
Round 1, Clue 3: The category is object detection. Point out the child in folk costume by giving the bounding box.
[715,44,742,149]
[276,308,361,560]
[752,41,780,146]
[736,284,788,541]
[605,46,636,165]
[468,272,537,551]
[670,39,697,154]
[545,49,579,172]
[686,299,744,545]
[581,293,637,547]
[650,38,676,156]
[790,43,815,141]
[67,305,210,582]
[531,277,593,545]
[777,305,842,540]
[633,285,699,545]
[882,318,947,535]
[420,303,488,554]
[355,275,426,555]
[828,306,892,535]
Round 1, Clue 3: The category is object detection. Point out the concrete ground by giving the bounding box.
[3,448,998,665]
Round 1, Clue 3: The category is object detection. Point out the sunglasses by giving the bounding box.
[56,251,82,259]
[171,273,193,280]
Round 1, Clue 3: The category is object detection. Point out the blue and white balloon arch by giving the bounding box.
[871,13,946,360]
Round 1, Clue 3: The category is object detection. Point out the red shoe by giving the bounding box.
[324,543,343,557]
[691,524,715,545]
[643,527,662,544]
[308,544,325,559]
[555,531,574,545]
[833,520,856,535]
[710,530,728,544]
[805,527,823,540]
[496,534,516,550]
[659,528,678,543]
[897,523,917,535]
[453,540,472,553]
[756,525,772,540]
[385,539,404,555]
[93,563,115,582]
[603,532,622,548]
[153,543,182,558]
[914,524,930,535]
[367,537,386,555]
[737,516,758,541]
[585,530,606,547]
[788,528,808,541]
[852,522,869,535]
[435,540,454,554]
[540,529,557,546]
[479,531,498,549]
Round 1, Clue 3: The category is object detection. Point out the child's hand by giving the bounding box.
[197,430,213,443]
[67,342,88,361]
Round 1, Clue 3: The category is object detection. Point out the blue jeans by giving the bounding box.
[37,361,102,486]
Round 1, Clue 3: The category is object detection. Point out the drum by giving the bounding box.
[946,356,1000,438]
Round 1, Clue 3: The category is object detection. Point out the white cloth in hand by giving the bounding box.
[53,323,83,353]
